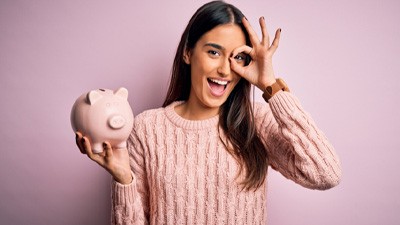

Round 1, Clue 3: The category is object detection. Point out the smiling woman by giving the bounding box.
[75,1,342,224]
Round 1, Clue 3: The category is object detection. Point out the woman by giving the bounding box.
[76,1,341,224]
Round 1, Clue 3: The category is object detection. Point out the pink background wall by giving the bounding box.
[1,0,399,224]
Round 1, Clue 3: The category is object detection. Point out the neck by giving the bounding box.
[175,99,219,120]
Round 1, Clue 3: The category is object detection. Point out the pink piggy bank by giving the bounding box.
[71,87,134,153]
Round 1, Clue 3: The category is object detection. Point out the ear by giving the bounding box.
[114,87,128,100]
[183,48,191,65]
[87,90,102,105]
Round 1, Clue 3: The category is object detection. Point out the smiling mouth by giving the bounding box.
[207,78,229,96]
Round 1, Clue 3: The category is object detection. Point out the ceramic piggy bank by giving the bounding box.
[71,87,134,153]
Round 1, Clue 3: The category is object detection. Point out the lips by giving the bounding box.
[207,78,229,97]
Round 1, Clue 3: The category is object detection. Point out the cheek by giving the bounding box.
[190,63,207,91]
[192,54,218,75]
[190,58,207,80]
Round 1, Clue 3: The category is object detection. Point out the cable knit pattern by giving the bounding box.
[111,91,342,225]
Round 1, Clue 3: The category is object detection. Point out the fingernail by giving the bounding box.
[261,16,265,20]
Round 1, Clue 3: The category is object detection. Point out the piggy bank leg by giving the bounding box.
[115,141,127,149]
[92,142,104,154]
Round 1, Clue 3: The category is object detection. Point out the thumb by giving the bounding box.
[229,57,247,78]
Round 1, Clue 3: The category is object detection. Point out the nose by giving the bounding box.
[108,115,126,129]
[217,58,230,77]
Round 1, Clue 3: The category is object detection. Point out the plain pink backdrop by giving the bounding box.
[1,0,399,224]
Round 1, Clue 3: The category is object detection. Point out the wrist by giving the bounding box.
[258,77,276,91]
[262,78,290,102]
[114,170,133,185]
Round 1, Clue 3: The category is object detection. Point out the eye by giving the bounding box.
[207,50,220,56]
[234,54,246,63]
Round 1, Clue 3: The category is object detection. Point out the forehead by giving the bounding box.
[197,24,246,49]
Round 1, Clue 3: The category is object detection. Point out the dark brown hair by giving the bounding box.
[163,0,268,190]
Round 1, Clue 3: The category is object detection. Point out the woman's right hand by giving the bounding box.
[75,132,133,184]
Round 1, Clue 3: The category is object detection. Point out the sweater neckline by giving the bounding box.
[165,101,219,130]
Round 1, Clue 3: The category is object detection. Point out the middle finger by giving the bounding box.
[259,17,270,46]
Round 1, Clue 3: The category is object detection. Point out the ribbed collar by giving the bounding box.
[165,101,219,130]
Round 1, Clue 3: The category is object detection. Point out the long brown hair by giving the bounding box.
[163,1,268,190]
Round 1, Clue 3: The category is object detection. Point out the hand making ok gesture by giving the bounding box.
[230,17,282,91]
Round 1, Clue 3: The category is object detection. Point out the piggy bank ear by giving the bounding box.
[115,87,128,100]
[87,90,103,105]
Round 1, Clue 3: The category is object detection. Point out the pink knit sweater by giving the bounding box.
[111,91,341,225]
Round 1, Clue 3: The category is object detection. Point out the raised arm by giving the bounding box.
[229,16,341,189]
[255,93,341,190]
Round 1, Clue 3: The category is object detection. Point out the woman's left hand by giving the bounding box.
[230,16,281,91]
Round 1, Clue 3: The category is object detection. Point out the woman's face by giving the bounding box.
[184,23,246,112]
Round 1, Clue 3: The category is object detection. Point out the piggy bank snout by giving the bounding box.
[108,115,126,129]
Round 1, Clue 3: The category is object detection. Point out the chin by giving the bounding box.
[202,93,231,109]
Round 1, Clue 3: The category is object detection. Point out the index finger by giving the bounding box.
[242,17,260,46]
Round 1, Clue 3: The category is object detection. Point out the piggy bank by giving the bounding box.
[71,87,134,153]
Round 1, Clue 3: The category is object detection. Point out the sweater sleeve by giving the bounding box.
[111,129,149,224]
[255,91,342,190]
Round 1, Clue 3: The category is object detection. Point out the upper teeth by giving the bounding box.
[209,78,228,85]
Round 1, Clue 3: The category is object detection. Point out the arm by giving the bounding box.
[111,130,149,224]
[255,91,342,190]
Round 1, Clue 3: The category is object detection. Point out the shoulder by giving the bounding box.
[129,106,167,146]
[133,106,166,129]
[132,101,181,132]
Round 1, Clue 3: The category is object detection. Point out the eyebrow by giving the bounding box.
[204,43,225,50]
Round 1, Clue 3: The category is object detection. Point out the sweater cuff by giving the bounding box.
[267,90,302,116]
[111,172,136,205]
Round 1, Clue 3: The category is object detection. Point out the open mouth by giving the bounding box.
[207,78,229,96]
